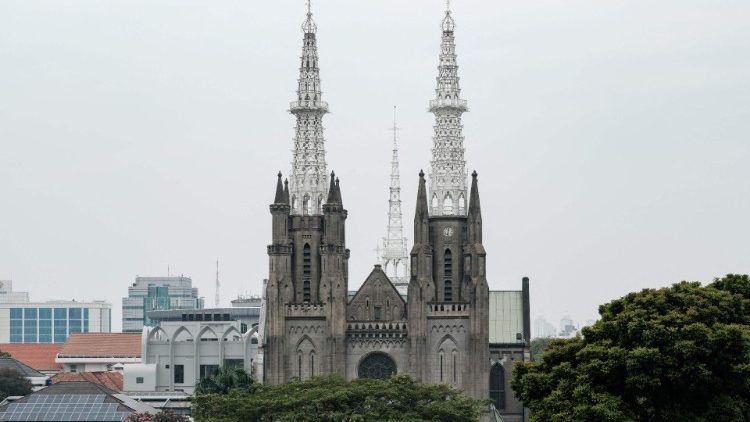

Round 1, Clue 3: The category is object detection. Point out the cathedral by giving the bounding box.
[260,4,529,420]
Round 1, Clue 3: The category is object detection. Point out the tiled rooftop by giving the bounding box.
[58,333,141,358]
[0,344,62,372]
[52,371,124,392]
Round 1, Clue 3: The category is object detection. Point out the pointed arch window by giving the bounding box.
[490,364,506,410]
[431,194,439,211]
[291,195,297,211]
[444,249,453,302]
[303,244,311,302]
[310,352,315,377]
[443,194,453,215]
[303,195,311,215]
[458,194,466,214]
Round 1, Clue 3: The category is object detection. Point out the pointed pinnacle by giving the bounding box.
[334,177,342,204]
[326,171,337,203]
[274,172,284,204]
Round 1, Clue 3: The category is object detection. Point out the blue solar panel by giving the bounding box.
[0,394,132,421]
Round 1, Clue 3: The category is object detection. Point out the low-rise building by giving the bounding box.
[124,308,261,394]
[0,344,62,375]
[55,333,142,373]
[0,357,50,390]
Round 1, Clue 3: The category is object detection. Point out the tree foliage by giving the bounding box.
[124,410,190,422]
[0,368,32,402]
[193,374,486,422]
[512,274,750,422]
[195,366,252,395]
[530,337,554,362]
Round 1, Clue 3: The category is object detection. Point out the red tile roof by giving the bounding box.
[58,333,141,358]
[51,371,124,392]
[0,344,62,372]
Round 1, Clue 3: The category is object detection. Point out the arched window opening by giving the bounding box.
[431,194,439,211]
[298,353,302,379]
[452,351,457,383]
[443,194,453,215]
[291,195,297,211]
[358,352,397,379]
[310,353,315,377]
[490,364,506,411]
[444,249,453,302]
[303,244,311,302]
[303,195,311,215]
[440,353,444,382]
[458,194,466,214]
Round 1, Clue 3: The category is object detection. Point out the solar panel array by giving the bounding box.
[0,394,133,421]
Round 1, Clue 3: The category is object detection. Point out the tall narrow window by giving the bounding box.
[310,353,315,377]
[298,353,302,378]
[453,351,457,383]
[490,364,506,410]
[444,249,453,302]
[303,244,311,302]
[440,354,444,382]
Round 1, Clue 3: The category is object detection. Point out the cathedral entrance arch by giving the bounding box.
[357,352,397,379]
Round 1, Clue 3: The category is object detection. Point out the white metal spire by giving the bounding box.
[428,2,468,216]
[289,0,329,215]
[381,106,409,291]
[215,259,220,307]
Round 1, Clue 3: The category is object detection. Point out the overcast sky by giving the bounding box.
[1,0,748,334]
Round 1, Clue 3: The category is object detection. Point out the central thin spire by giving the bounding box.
[381,106,409,292]
[289,0,329,215]
[428,3,468,216]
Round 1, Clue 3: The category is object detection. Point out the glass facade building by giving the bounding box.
[122,276,204,333]
[0,280,111,344]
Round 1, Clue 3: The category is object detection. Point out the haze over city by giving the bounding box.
[1,0,748,333]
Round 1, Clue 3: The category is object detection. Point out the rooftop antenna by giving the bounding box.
[215,259,220,308]
[388,105,401,147]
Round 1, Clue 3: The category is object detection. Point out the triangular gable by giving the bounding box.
[348,266,406,308]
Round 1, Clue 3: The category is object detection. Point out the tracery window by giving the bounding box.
[490,364,506,410]
[444,249,453,302]
[303,244,311,302]
[358,352,397,379]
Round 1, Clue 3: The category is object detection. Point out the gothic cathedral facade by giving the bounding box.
[262,4,494,403]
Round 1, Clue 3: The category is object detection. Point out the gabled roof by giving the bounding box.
[0,344,62,372]
[348,265,407,307]
[52,371,123,392]
[0,357,46,378]
[58,333,141,358]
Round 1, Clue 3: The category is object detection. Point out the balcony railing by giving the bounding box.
[289,100,329,112]
[428,98,468,112]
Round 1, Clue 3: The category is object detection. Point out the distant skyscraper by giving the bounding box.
[559,315,577,338]
[380,107,409,293]
[0,280,111,344]
[533,315,556,338]
[122,276,204,332]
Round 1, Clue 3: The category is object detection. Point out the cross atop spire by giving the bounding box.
[302,0,317,34]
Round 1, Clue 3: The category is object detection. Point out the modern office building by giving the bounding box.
[0,281,112,344]
[122,276,204,333]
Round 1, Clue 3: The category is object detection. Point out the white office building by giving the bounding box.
[0,281,111,344]
[122,276,204,333]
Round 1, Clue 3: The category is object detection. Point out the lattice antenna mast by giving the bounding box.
[289,0,329,216]
[381,106,410,289]
[428,0,469,216]
[215,259,220,307]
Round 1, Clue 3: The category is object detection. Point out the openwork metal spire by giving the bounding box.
[428,2,469,216]
[381,106,409,292]
[289,0,329,215]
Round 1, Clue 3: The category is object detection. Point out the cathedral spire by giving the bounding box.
[274,172,285,204]
[428,2,469,216]
[468,170,482,243]
[414,170,429,245]
[289,0,329,216]
[381,106,409,290]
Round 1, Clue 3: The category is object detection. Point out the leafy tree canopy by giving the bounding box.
[124,410,190,422]
[530,337,554,362]
[0,368,32,402]
[195,366,252,395]
[193,374,486,422]
[512,274,750,422]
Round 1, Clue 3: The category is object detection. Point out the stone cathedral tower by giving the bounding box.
[263,3,491,404]
[264,4,350,384]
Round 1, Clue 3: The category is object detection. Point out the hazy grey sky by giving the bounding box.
[1,0,748,333]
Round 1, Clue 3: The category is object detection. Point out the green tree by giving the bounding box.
[0,368,32,401]
[530,337,554,362]
[511,274,750,422]
[193,374,486,422]
[0,350,12,358]
[124,410,190,422]
[195,366,253,395]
